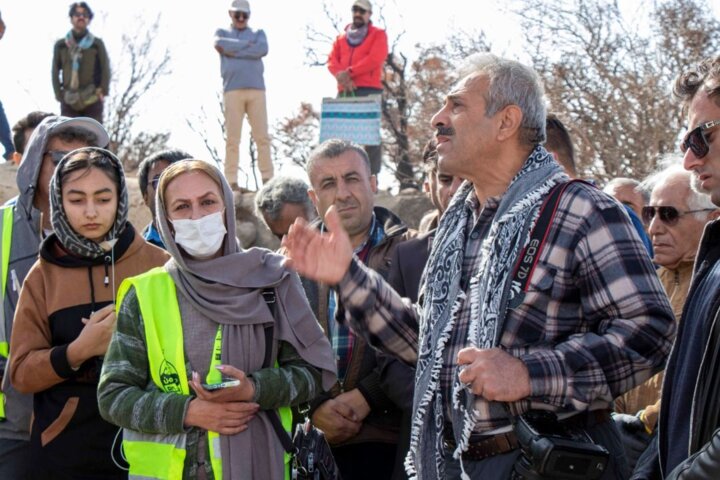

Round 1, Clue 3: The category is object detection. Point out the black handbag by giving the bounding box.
[291,419,342,480]
[261,289,343,480]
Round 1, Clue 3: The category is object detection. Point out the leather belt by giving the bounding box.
[443,409,611,461]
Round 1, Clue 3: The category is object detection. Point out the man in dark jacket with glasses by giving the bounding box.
[634,53,720,480]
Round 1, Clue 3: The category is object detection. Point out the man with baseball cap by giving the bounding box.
[327,0,389,175]
[214,0,273,189]
[0,116,108,478]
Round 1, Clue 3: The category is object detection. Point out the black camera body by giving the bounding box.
[512,410,609,480]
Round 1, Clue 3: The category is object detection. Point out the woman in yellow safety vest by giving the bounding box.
[9,147,169,478]
[98,160,336,480]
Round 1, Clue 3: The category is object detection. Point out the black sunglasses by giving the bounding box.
[641,205,714,226]
[681,119,720,159]
[352,6,368,14]
[45,150,71,165]
[72,11,90,18]
[233,11,249,20]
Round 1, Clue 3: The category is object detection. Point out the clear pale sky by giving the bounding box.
[1,1,718,184]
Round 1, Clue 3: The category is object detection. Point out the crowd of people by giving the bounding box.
[1,1,720,480]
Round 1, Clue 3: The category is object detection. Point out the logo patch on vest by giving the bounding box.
[159,359,182,394]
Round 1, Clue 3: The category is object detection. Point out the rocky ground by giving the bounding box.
[0,162,433,249]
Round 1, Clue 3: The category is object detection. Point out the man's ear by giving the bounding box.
[370,174,378,194]
[11,152,22,166]
[308,188,318,208]
[496,105,523,142]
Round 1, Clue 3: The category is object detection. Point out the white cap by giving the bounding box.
[353,0,372,12]
[229,0,250,13]
[51,117,110,148]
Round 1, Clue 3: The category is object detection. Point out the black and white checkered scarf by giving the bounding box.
[49,147,128,260]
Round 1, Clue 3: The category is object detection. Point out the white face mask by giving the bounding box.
[171,211,227,259]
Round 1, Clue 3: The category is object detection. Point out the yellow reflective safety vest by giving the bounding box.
[0,205,14,421]
[116,266,292,480]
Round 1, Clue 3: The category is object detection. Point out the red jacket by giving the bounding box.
[327,23,388,92]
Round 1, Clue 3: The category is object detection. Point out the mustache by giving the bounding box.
[436,126,455,136]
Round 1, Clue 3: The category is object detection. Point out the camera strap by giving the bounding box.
[261,288,297,454]
[508,180,589,309]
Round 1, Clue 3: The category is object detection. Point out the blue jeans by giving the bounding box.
[0,100,14,160]
[445,419,630,479]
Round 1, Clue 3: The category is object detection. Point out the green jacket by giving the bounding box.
[51,34,111,102]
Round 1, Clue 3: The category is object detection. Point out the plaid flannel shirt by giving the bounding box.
[337,181,676,432]
[328,214,384,380]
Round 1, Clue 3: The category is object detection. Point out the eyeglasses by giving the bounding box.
[352,6,368,14]
[72,12,90,18]
[641,205,714,226]
[150,174,162,190]
[233,11,249,20]
[44,150,71,165]
[681,119,720,159]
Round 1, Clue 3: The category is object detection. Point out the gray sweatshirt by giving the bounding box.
[214,26,268,92]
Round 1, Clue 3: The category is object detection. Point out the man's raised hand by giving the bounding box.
[282,206,353,285]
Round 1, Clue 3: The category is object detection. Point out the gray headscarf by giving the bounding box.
[49,147,128,259]
[156,161,336,480]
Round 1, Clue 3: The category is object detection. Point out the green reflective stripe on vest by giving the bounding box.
[122,432,187,480]
[206,327,223,477]
[0,205,14,421]
[0,206,15,357]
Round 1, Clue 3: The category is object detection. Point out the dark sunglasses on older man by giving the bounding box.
[352,6,368,14]
[233,11,249,20]
[641,205,714,226]
[681,119,720,159]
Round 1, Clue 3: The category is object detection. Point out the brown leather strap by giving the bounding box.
[444,409,612,461]
[445,431,520,461]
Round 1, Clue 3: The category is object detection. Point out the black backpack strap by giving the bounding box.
[261,288,295,454]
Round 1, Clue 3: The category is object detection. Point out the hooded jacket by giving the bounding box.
[9,225,168,476]
[0,118,61,442]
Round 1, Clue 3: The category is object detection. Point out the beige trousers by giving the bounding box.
[223,88,273,185]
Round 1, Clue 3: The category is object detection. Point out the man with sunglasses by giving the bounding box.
[51,2,110,124]
[327,0,388,175]
[633,54,720,480]
[0,115,108,478]
[214,0,273,189]
[136,149,192,249]
[615,164,717,472]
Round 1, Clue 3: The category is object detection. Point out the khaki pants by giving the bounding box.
[223,88,273,185]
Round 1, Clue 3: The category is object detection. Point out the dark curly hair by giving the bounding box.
[674,55,720,116]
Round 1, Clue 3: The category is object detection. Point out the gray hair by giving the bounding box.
[255,176,316,222]
[306,139,371,184]
[641,159,716,220]
[603,177,649,203]
[459,53,547,146]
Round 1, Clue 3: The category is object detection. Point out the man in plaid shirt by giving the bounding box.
[284,54,675,479]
